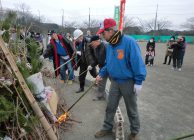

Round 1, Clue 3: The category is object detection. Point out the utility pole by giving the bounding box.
[89,8,90,28]
[0,0,3,21]
[62,9,64,29]
[154,4,158,36]
[0,0,2,11]
[38,10,40,22]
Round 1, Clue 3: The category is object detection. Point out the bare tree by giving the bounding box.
[122,16,143,34]
[15,3,30,14]
[64,21,78,28]
[140,18,172,32]
[157,19,172,31]
[124,16,136,28]
[62,21,78,33]
[82,19,101,28]
[182,17,194,30]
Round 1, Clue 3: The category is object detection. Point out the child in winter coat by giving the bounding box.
[145,46,155,66]
[146,37,155,65]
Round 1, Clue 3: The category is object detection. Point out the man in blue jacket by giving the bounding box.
[95,18,146,140]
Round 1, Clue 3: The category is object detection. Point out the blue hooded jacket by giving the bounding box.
[99,35,146,85]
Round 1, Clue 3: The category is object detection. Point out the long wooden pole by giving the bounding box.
[0,36,57,140]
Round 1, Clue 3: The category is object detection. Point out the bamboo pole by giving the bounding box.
[0,36,57,140]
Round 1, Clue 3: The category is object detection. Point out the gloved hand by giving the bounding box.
[95,75,102,84]
[39,55,44,60]
[87,65,93,70]
[134,84,142,94]
[76,51,81,56]
[0,30,5,35]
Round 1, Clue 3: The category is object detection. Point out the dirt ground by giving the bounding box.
[47,42,194,140]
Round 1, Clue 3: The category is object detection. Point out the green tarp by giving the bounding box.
[129,35,194,43]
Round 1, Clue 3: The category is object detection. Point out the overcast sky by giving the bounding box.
[1,0,194,30]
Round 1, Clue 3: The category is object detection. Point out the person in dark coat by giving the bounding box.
[73,29,97,93]
[43,30,75,84]
[180,36,186,67]
[170,36,184,71]
[89,35,107,101]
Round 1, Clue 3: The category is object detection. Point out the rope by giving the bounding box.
[171,132,194,140]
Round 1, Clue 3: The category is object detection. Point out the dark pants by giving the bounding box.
[180,51,185,66]
[78,61,97,90]
[145,55,154,65]
[172,55,181,69]
[163,55,172,65]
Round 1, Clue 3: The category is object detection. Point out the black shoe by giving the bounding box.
[128,133,139,140]
[168,63,170,65]
[163,62,166,64]
[76,88,84,93]
[92,97,105,101]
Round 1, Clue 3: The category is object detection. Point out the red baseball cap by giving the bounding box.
[97,18,116,35]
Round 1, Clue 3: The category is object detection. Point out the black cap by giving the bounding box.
[90,35,100,42]
[50,30,56,35]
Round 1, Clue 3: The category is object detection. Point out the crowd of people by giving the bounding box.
[42,18,187,140]
[145,35,186,71]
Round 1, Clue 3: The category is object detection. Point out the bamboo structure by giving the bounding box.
[0,36,58,140]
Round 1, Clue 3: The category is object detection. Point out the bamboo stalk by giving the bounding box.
[0,36,57,140]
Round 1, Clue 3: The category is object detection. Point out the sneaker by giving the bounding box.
[128,133,139,140]
[76,88,84,93]
[67,80,73,85]
[171,67,175,70]
[178,68,181,71]
[94,130,113,138]
[60,79,66,83]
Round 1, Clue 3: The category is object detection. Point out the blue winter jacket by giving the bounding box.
[99,35,146,85]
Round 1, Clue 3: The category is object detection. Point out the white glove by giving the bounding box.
[87,65,93,70]
[0,30,5,35]
[134,84,142,94]
[76,51,81,56]
[39,55,44,60]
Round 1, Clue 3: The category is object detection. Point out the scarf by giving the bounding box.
[108,30,122,45]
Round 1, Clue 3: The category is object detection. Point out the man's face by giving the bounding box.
[52,33,58,40]
[76,35,84,43]
[91,40,101,49]
[87,31,91,36]
[66,33,70,37]
[102,28,114,41]
[177,36,183,42]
